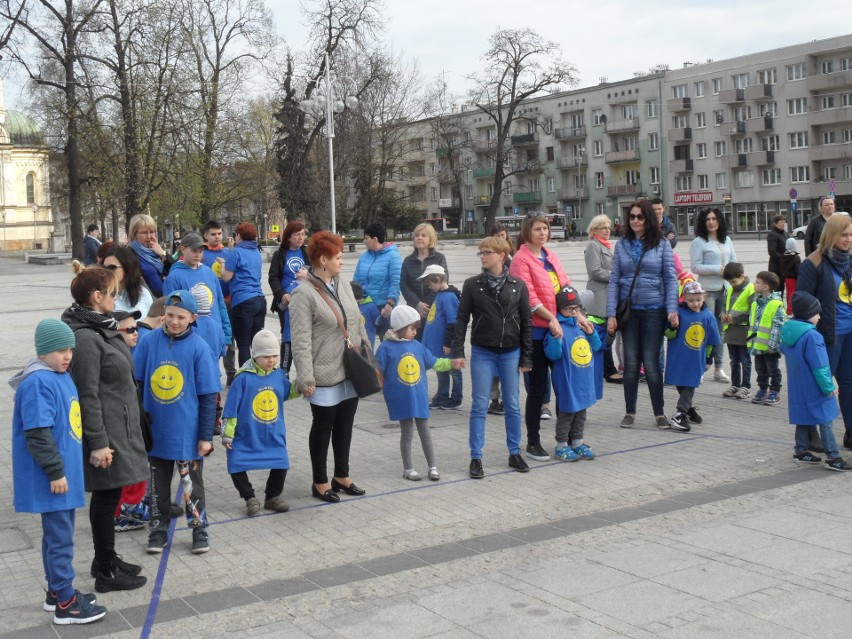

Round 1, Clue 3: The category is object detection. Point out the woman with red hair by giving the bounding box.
[290,231,369,503]
[223,222,266,366]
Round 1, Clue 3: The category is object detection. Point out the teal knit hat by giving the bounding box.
[35,319,76,356]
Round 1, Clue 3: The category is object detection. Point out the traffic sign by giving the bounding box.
[829,179,837,192]
[791,202,798,212]
[271,225,280,233]
[513,208,519,215]
[829,191,836,198]
[789,188,798,199]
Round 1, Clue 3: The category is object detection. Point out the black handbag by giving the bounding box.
[615,247,647,332]
[312,283,383,398]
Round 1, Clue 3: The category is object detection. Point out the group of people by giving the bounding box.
[11,198,852,627]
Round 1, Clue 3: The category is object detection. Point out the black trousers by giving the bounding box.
[148,456,206,532]
[90,487,122,574]
[309,397,359,484]
[230,469,287,501]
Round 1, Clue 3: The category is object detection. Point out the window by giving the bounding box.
[594,172,604,189]
[735,138,753,154]
[824,131,837,145]
[789,132,809,148]
[547,177,556,193]
[675,176,692,191]
[571,143,584,157]
[714,140,727,157]
[504,182,512,194]
[787,98,807,115]
[845,128,852,143]
[695,112,706,128]
[759,102,777,117]
[574,174,586,189]
[842,93,852,107]
[593,140,604,156]
[712,78,722,94]
[429,162,436,175]
[26,173,35,204]
[624,137,637,150]
[757,68,777,85]
[822,95,835,109]
[697,143,707,159]
[546,146,555,161]
[713,109,724,125]
[571,112,584,128]
[762,168,781,185]
[673,145,690,161]
[622,105,637,119]
[821,60,834,75]
[733,105,751,121]
[649,166,660,184]
[626,170,640,185]
[734,171,754,188]
[694,81,705,97]
[732,73,749,89]
[646,99,659,118]
[843,57,852,71]
[464,184,472,198]
[649,132,659,151]
[790,166,810,183]
[430,187,438,200]
[672,115,688,129]
[716,173,728,189]
[786,63,806,80]
[698,174,709,190]
[846,165,852,180]
[543,118,553,135]
[824,167,838,180]
[672,84,687,98]
[592,108,603,125]
[762,135,780,151]
[596,202,607,215]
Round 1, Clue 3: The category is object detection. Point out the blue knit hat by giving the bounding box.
[35,319,75,355]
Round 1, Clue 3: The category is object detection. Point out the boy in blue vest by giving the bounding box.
[780,292,850,471]
[10,319,107,624]
[748,271,786,405]
[545,286,603,461]
[720,262,754,399]
[665,281,721,431]
[133,290,221,554]
[419,265,463,409]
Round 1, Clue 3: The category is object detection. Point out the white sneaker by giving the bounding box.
[722,385,738,397]
[733,387,751,399]
[428,467,440,481]
[713,368,730,383]
[402,469,422,481]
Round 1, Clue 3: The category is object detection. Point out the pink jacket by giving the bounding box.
[509,244,571,329]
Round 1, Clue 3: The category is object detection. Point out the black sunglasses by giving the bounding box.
[117,326,138,334]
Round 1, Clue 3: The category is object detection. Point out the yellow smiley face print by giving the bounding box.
[841,280,852,304]
[211,260,224,278]
[151,365,184,402]
[427,303,437,323]
[252,389,279,423]
[548,271,561,293]
[397,354,421,385]
[69,399,83,441]
[570,336,593,367]
[684,323,706,350]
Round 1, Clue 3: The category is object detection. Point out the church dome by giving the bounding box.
[4,110,46,146]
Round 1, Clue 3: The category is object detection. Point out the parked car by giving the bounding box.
[792,211,848,239]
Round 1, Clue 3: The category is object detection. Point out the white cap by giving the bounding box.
[416,264,447,280]
[390,305,421,331]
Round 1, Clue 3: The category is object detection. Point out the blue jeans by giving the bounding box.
[704,290,725,368]
[727,344,752,389]
[622,308,667,416]
[42,509,76,602]
[828,332,852,431]
[435,369,463,404]
[469,346,522,459]
[795,423,840,458]
[232,295,267,366]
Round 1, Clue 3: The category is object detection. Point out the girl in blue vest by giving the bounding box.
[376,305,464,481]
[222,330,296,515]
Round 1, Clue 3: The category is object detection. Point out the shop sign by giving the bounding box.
[673,192,714,205]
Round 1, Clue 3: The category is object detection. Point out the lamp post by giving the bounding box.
[575,147,585,232]
[299,52,359,235]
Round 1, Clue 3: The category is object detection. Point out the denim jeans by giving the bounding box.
[727,344,752,389]
[622,308,667,416]
[469,345,521,459]
[435,369,463,404]
[232,295,267,366]
[704,290,725,368]
[795,423,840,458]
[828,332,852,431]
[754,353,781,392]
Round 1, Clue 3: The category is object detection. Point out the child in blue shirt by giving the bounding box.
[419,265,463,409]
[222,330,296,516]
[376,305,463,481]
[133,290,221,555]
[545,286,604,461]
[665,281,721,431]
[780,292,850,471]
[10,319,107,625]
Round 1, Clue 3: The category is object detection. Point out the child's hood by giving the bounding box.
[234,358,269,379]
[768,291,783,301]
[556,313,578,327]
[439,285,461,300]
[7,358,57,390]
[780,319,814,347]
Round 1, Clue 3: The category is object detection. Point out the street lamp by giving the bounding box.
[299,52,359,235]
[575,147,585,231]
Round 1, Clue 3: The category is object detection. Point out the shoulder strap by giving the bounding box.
[311,282,352,346]
[626,246,647,298]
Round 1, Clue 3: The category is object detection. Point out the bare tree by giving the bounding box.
[467,27,577,231]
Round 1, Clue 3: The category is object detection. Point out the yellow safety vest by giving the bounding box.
[748,299,783,351]
[723,283,755,332]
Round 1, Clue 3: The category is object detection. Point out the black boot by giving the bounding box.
[809,428,824,454]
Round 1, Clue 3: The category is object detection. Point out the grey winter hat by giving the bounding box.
[390,305,421,331]
[251,329,280,358]
[785,237,798,252]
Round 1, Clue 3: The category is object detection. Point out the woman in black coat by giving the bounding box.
[400,223,448,339]
[767,215,789,292]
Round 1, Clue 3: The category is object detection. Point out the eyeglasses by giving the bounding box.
[117,326,138,334]
[476,250,496,257]
[104,264,122,271]
[629,214,645,221]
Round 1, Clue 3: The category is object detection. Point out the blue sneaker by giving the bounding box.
[751,389,767,404]
[130,498,150,522]
[554,446,580,462]
[53,593,107,625]
[44,590,96,612]
[573,444,596,460]
[764,391,780,405]
[114,515,145,532]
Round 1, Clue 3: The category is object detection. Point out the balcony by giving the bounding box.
[437,170,455,183]
[511,133,539,146]
[472,166,496,179]
[746,116,774,133]
[809,144,852,162]
[473,195,491,207]
[511,161,543,173]
[605,149,640,164]
[559,188,588,200]
[513,191,542,203]
[807,69,852,92]
[604,118,639,133]
[746,84,773,101]
[719,88,745,103]
[727,153,748,169]
[667,97,692,112]
[554,126,586,140]
[471,139,495,153]
[438,198,459,209]
[669,127,692,142]
[726,120,747,136]
[750,150,776,166]
[669,159,694,173]
[556,155,587,169]
[809,108,852,127]
[607,183,641,197]
[435,147,459,158]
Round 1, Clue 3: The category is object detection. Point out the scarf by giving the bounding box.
[67,302,119,331]
[826,248,852,302]
[483,266,509,295]
[131,240,164,275]
[594,235,612,250]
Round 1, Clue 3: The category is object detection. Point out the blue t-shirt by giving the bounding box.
[163,263,230,343]
[222,368,290,473]
[831,268,852,336]
[422,289,459,357]
[225,241,264,307]
[201,245,232,298]
[375,339,438,421]
[532,253,561,341]
[545,318,602,414]
[278,248,307,342]
[665,305,721,387]
[194,315,226,361]
[12,368,85,513]
[133,328,222,460]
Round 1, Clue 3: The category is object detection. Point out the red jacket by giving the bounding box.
[509,244,571,329]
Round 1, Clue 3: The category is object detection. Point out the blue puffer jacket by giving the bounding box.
[606,238,678,316]
[353,243,403,304]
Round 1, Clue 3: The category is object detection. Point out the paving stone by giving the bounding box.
[548,515,611,533]
[503,524,568,544]
[595,507,657,524]
[639,499,689,514]
[408,542,479,565]
[0,528,30,553]
[357,553,430,577]
[456,532,521,554]
[248,578,319,601]
[181,587,261,614]
[53,612,132,638]
[302,563,374,588]
[669,491,727,506]
[119,597,197,627]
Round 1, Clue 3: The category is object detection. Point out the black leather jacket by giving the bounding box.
[451,270,533,368]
